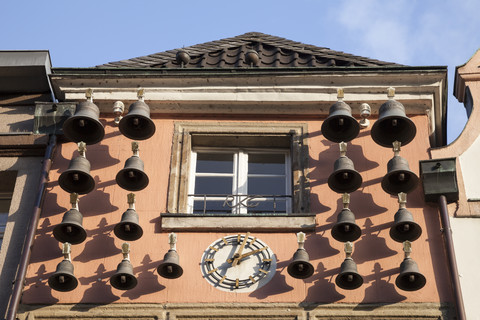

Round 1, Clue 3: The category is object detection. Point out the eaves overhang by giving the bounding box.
[51,66,447,147]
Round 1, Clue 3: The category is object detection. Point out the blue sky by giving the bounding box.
[2,0,479,143]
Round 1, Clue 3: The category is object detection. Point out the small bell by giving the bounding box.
[335,242,363,290]
[381,142,419,195]
[119,89,156,140]
[389,193,422,243]
[53,193,87,244]
[114,193,143,241]
[395,241,426,291]
[321,89,360,143]
[48,243,78,292]
[287,232,314,279]
[157,233,184,279]
[331,194,362,242]
[116,142,149,191]
[110,243,137,290]
[58,142,95,194]
[328,143,362,193]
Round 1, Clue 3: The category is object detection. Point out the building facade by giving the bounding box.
[4,33,459,319]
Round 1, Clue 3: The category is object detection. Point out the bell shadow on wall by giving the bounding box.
[77,263,119,304]
[74,218,121,262]
[303,262,345,304]
[326,190,388,224]
[102,119,123,140]
[22,264,59,304]
[121,254,165,299]
[356,262,406,307]
[29,218,61,263]
[304,230,340,260]
[79,143,120,171]
[352,218,397,264]
[77,177,119,216]
[248,258,293,299]
[39,191,68,218]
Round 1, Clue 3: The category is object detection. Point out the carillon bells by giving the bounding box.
[395,241,426,291]
[287,232,314,279]
[116,141,149,191]
[48,243,78,292]
[114,193,143,241]
[382,141,419,195]
[62,89,105,145]
[157,233,184,279]
[328,142,362,193]
[58,142,95,194]
[110,243,137,290]
[331,194,362,242]
[371,87,416,148]
[390,193,422,242]
[119,89,156,140]
[53,193,87,244]
[335,242,363,290]
[321,89,360,143]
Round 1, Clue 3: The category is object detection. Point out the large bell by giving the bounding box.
[119,101,156,140]
[116,155,149,191]
[58,155,95,194]
[328,156,363,193]
[157,250,183,279]
[53,208,87,244]
[321,101,360,143]
[287,248,314,279]
[114,208,143,241]
[335,257,363,290]
[382,155,419,195]
[62,101,105,145]
[390,208,422,242]
[48,260,78,292]
[331,208,362,242]
[110,259,137,290]
[395,257,426,291]
[371,99,416,148]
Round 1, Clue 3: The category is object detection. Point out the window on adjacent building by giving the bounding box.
[0,171,17,250]
[188,148,292,214]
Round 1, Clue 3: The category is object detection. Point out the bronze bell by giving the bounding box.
[390,208,422,243]
[114,209,143,241]
[58,153,95,195]
[328,155,362,193]
[371,89,416,148]
[110,259,137,290]
[48,259,78,292]
[335,257,363,290]
[396,257,426,291]
[62,100,105,145]
[287,248,314,279]
[116,142,149,191]
[382,155,419,195]
[157,249,184,279]
[119,98,156,140]
[53,208,87,245]
[331,208,362,242]
[322,100,360,143]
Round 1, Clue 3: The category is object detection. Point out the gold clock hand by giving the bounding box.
[227,247,267,263]
[231,232,250,267]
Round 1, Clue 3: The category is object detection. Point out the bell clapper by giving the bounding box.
[113,101,125,125]
[359,103,371,128]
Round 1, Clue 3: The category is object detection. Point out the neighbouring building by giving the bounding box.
[3,33,462,319]
[0,51,55,317]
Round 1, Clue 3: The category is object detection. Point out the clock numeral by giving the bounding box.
[209,246,219,252]
[249,276,256,284]
[237,234,241,244]
[219,275,226,284]
[235,278,239,288]
[263,258,272,262]
[259,269,269,274]
[222,237,228,245]
[207,268,218,275]
[248,237,257,246]
[204,258,214,263]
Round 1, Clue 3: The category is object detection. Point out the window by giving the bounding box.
[0,171,17,249]
[188,148,291,214]
[163,122,314,231]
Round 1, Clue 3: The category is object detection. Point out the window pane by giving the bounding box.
[248,177,286,195]
[248,153,285,175]
[247,199,287,214]
[194,176,232,195]
[196,153,234,173]
[193,200,230,214]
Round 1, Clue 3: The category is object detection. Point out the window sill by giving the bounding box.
[160,213,316,232]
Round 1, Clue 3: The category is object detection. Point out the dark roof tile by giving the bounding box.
[97,32,402,69]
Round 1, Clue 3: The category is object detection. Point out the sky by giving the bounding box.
[2,0,479,143]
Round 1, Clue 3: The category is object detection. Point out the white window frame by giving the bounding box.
[187,147,292,214]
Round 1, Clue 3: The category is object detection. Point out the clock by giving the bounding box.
[200,233,277,293]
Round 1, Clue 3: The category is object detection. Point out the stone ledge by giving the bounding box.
[18,302,454,320]
[160,213,316,232]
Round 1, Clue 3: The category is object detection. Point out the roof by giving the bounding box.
[97,32,402,69]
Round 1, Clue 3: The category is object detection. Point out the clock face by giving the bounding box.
[201,234,277,293]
